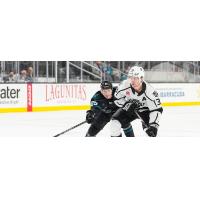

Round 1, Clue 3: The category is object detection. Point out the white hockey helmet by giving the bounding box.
[128,66,144,79]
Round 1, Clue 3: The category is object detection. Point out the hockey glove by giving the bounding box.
[146,126,158,137]
[86,110,95,124]
[122,99,140,112]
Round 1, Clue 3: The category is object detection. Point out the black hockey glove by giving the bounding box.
[122,99,140,112]
[146,126,158,137]
[86,110,95,124]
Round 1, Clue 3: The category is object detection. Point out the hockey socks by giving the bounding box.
[123,125,134,137]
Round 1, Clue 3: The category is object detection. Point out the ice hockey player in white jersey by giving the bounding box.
[110,66,163,137]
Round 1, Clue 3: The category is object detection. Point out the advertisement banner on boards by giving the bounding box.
[0,84,27,109]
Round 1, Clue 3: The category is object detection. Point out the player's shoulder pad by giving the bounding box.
[145,81,159,99]
[116,80,130,93]
[91,91,102,101]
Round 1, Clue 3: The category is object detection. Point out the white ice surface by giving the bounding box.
[0,106,200,137]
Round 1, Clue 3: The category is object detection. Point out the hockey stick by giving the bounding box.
[134,109,149,129]
[134,109,158,137]
[53,120,87,137]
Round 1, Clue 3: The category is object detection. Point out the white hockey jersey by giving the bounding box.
[114,80,163,127]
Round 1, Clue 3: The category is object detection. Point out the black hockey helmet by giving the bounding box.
[100,81,112,90]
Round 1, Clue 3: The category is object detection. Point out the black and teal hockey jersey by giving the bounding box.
[90,87,118,114]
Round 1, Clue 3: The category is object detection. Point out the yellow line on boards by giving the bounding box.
[0,108,27,113]
[162,102,200,106]
[32,105,91,112]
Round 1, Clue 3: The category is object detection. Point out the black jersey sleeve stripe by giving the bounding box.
[149,122,159,127]
[116,87,131,95]
[154,113,159,122]
[116,96,126,100]
[149,107,163,113]
[138,107,149,110]
[137,108,149,112]
[115,101,124,105]
[115,101,124,106]
[144,92,157,107]
[144,92,154,101]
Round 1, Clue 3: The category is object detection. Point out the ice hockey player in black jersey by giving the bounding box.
[110,66,163,137]
[85,81,134,137]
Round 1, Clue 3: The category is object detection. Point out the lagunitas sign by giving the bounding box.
[32,83,93,107]
[45,84,87,103]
